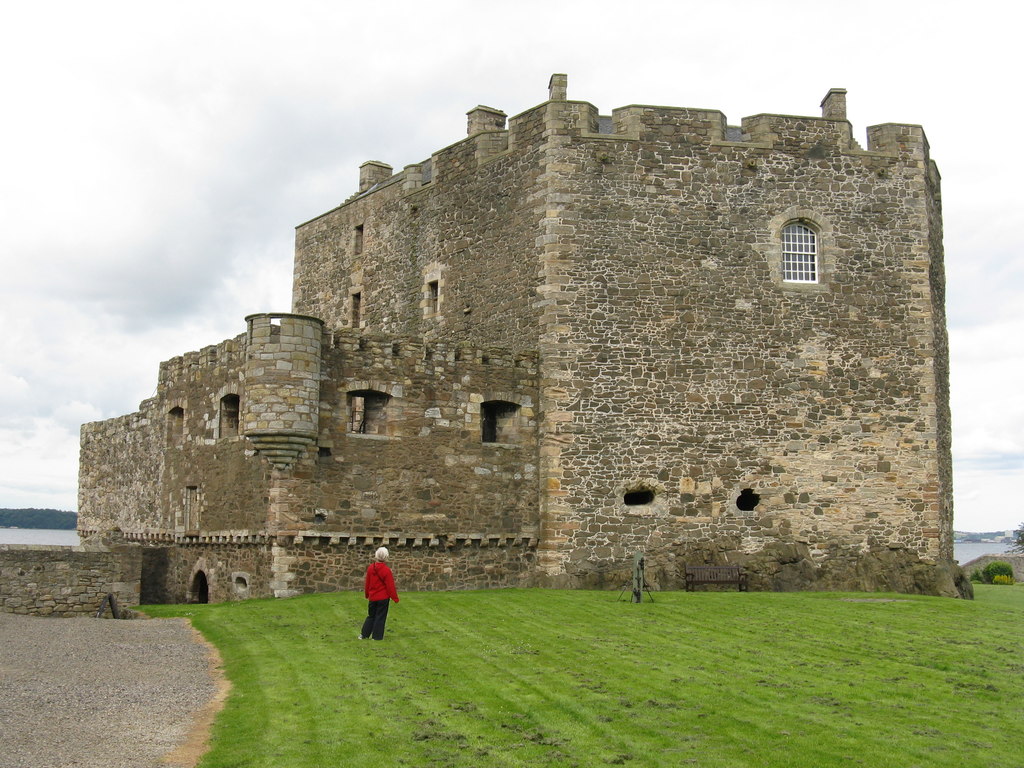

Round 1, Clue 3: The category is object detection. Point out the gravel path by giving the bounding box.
[0,613,222,768]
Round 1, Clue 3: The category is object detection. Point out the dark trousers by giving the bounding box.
[361,599,390,640]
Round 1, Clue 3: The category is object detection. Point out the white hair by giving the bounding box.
[374,547,389,562]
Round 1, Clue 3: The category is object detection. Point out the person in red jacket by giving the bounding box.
[359,546,400,640]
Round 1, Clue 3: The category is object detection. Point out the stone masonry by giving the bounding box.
[0,538,142,617]
[78,75,967,602]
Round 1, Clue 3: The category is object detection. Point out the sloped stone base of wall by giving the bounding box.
[727,543,972,599]
[551,542,972,599]
[128,539,972,604]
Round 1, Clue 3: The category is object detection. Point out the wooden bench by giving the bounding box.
[684,565,748,592]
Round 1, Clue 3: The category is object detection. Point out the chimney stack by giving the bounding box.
[820,88,848,121]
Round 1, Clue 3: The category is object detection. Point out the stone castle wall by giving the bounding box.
[0,543,141,616]
[79,334,267,537]
[284,331,540,537]
[284,80,954,593]
[149,534,536,602]
[79,406,163,534]
[79,322,542,599]
[293,102,551,351]
[75,76,961,601]
[530,98,950,585]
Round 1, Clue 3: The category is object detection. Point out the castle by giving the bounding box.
[78,75,969,603]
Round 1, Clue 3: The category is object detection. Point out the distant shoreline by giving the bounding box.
[0,509,77,530]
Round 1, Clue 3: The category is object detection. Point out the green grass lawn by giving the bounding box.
[144,585,1024,768]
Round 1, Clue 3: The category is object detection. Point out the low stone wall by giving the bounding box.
[0,544,142,617]
[278,537,538,596]
[166,542,274,603]
[959,553,1024,581]
[159,536,538,602]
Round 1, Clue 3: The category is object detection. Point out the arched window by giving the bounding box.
[219,394,240,437]
[167,406,185,447]
[781,222,818,283]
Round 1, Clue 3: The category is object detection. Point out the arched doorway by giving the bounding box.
[190,570,209,603]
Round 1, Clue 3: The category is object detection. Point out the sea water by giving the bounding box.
[954,540,1013,564]
[0,529,80,546]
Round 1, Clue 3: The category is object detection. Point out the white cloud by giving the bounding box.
[0,0,1021,534]
[950,319,1024,465]
[954,461,1024,533]
[0,417,83,511]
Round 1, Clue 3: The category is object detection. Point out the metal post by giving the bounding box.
[632,551,644,603]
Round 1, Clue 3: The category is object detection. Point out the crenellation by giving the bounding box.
[866,123,930,160]
[402,163,424,192]
[466,104,507,135]
[742,112,856,153]
[158,334,245,391]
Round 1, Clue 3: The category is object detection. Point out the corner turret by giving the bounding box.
[242,313,324,469]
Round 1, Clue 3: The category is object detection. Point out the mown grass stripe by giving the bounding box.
[145,586,1024,767]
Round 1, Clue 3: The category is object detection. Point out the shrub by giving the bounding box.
[992,574,1016,585]
[970,568,985,583]
[982,561,1015,584]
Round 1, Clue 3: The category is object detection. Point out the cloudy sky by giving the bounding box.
[1,1,1020,533]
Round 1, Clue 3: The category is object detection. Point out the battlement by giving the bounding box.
[158,334,245,391]
[154,320,540,400]
[335,74,929,202]
[329,329,538,372]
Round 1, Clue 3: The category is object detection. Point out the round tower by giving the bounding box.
[241,313,324,470]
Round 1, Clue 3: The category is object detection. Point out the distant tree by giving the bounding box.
[1012,522,1024,553]
[0,508,77,529]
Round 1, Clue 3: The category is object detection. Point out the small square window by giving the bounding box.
[482,401,520,443]
[348,390,390,435]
